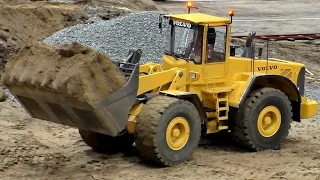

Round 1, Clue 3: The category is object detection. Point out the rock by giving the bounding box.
[0,89,8,102]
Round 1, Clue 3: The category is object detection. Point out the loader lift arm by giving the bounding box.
[137,67,181,95]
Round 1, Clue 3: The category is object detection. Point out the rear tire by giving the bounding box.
[230,87,292,151]
[135,96,201,166]
[79,129,134,153]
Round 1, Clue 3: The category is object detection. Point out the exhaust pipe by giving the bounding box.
[241,31,256,58]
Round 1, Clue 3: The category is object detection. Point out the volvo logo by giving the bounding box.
[173,20,192,29]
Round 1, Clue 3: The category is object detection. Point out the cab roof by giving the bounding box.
[165,13,231,24]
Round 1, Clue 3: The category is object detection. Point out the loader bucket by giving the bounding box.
[5,48,141,137]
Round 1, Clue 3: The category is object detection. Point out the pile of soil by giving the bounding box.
[77,0,158,18]
[2,42,127,105]
[0,1,86,72]
[0,0,157,73]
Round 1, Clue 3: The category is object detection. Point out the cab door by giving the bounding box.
[202,26,228,80]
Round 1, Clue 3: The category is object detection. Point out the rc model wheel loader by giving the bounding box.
[3,12,318,167]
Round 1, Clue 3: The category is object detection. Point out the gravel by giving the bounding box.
[3,89,20,105]
[306,83,320,101]
[44,11,170,64]
[305,82,320,120]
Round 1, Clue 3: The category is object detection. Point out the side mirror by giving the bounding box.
[258,47,263,59]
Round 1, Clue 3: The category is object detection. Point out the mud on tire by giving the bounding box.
[135,96,201,166]
[230,87,293,151]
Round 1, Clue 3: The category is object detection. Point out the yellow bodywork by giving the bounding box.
[127,13,318,134]
[257,106,281,137]
[166,117,190,150]
[301,97,318,119]
[165,13,231,24]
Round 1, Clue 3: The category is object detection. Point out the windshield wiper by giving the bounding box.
[173,53,184,59]
[174,53,190,62]
[164,51,179,60]
[164,51,189,61]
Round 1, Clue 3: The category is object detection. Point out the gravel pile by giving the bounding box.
[44,11,170,63]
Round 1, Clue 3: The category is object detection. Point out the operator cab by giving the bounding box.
[161,13,232,65]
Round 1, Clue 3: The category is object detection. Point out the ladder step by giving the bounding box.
[218,116,228,120]
[206,112,218,118]
[218,126,228,130]
[218,98,227,102]
[202,86,233,94]
[219,107,228,111]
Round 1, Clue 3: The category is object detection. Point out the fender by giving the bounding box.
[297,67,305,96]
[159,90,208,134]
[239,75,301,122]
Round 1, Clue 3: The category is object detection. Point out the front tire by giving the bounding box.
[79,129,134,153]
[135,96,201,166]
[231,87,293,151]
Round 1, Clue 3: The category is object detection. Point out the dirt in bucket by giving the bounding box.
[2,42,127,105]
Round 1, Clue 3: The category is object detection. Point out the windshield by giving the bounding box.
[166,22,203,63]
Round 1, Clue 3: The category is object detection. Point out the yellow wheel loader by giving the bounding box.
[3,11,318,167]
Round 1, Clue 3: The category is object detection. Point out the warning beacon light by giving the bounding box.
[187,1,193,14]
[228,9,235,23]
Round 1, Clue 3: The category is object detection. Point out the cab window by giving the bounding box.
[206,26,227,63]
[166,21,204,64]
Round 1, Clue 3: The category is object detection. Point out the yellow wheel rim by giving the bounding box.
[257,106,281,137]
[166,117,190,151]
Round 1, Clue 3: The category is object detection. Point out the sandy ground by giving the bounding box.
[0,88,319,180]
[0,1,86,71]
[0,0,320,179]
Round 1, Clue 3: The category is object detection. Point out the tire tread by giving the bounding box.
[231,87,293,151]
[135,96,200,166]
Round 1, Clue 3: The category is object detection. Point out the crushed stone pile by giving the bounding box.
[44,11,170,63]
[2,42,127,105]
